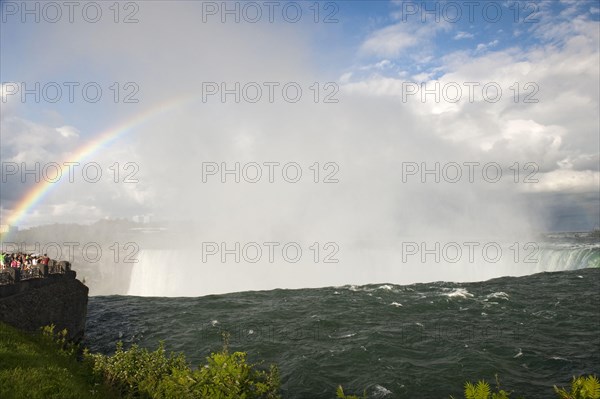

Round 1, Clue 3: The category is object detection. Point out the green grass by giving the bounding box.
[0,322,115,399]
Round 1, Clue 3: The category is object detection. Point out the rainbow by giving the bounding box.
[1,95,193,241]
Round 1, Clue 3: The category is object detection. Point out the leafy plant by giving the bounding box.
[185,349,281,399]
[86,340,189,397]
[85,331,281,399]
[336,385,367,399]
[41,324,78,356]
[554,375,600,399]
[448,375,512,399]
[463,380,510,399]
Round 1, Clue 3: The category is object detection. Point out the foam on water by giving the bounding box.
[486,291,510,300]
[445,288,474,298]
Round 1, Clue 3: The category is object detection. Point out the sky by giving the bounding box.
[1,0,599,237]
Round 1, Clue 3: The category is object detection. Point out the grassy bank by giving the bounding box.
[0,322,279,399]
[0,322,114,399]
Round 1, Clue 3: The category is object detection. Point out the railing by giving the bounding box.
[20,267,44,281]
[0,270,13,285]
[48,260,70,275]
[0,260,71,286]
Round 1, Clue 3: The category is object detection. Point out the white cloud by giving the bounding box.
[411,72,435,82]
[358,59,395,72]
[0,82,16,102]
[343,8,599,201]
[339,72,353,84]
[360,23,448,58]
[475,39,499,52]
[360,24,419,57]
[375,59,393,69]
[56,126,80,138]
[454,31,474,40]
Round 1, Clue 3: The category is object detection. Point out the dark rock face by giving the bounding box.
[0,272,88,342]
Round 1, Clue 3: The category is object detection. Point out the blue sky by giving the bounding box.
[336,0,600,78]
[1,0,599,233]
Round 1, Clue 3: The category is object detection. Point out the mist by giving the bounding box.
[2,2,598,296]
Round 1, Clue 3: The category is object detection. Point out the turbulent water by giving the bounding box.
[86,266,600,399]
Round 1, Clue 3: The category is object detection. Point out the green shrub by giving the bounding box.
[169,350,281,399]
[86,333,281,399]
[449,375,600,399]
[338,374,599,399]
[85,341,189,398]
[41,324,78,357]
[446,375,514,399]
[461,380,511,399]
[336,385,367,399]
[554,375,600,399]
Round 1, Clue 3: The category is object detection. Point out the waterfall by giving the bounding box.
[126,242,599,297]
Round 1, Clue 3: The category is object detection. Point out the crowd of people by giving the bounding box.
[0,252,51,271]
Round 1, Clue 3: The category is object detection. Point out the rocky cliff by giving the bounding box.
[0,270,88,342]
